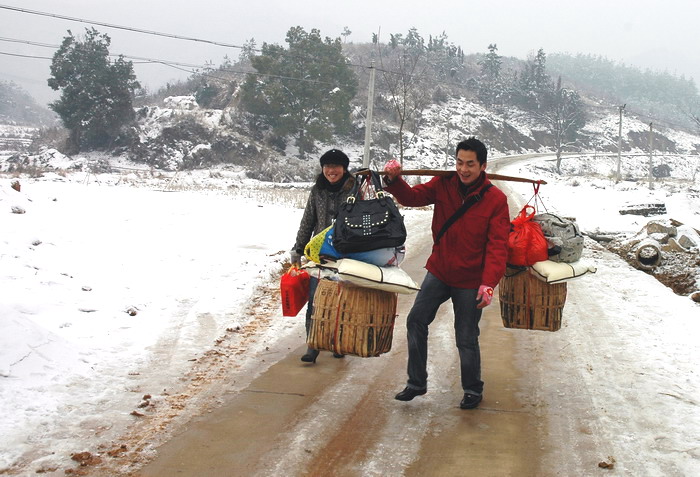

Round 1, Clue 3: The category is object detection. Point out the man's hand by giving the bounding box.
[476,285,494,309]
[290,251,302,267]
[383,159,402,181]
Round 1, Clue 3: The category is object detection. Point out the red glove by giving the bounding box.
[476,285,494,309]
[383,159,402,180]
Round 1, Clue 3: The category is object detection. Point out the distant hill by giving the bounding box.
[547,53,700,130]
[16,30,700,178]
[0,81,57,126]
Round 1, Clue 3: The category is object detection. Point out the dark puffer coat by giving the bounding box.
[293,173,355,254]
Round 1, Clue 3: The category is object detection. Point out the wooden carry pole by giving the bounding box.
[356,168,547,185]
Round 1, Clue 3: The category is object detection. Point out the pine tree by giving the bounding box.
[516,48,553,111]
[48,28,139,153]
[240,26,358,157]
[477,44,505,107]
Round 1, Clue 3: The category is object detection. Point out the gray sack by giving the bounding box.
[533,213,583,263]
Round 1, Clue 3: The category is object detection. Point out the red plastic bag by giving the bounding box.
[280,266,310,317]
[507,205,549,266]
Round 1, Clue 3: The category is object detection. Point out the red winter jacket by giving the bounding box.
[385,172,510,289]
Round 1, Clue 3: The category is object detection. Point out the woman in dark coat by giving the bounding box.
[291,149,355,363]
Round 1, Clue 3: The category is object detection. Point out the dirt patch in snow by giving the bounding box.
[59,275,285,476]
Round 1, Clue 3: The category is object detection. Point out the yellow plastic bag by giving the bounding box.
[304,224,333,263]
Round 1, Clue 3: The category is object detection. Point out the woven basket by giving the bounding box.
[498,267,567,332]
[308,279,398,357]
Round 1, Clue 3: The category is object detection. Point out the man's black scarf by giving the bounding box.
[458,171,486,200]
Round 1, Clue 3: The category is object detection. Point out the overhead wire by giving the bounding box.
[586,101,697,132]
[2,44,693,130]
[0,50,52,60]
[0,3,370,75]
[0,3,434,82]
[0,35,336,87]
[1,4,697,131]
[0,4,249,50]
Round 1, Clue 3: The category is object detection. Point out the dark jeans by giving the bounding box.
[305,275,320,339]
[405,272,484,395]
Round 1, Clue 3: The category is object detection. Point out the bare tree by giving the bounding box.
[376,36,431,164]
[691,112,700,131]
[533,76,586,173]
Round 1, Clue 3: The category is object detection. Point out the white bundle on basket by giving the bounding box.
[304,259,419,294]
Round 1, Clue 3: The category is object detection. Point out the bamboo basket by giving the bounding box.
[308,279,398,357]
[498,267,567,332]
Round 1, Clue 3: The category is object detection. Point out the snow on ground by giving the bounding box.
[502,152,700,233]
[1,153,699,475]
[0,171,307,472]
[497,154,699,475]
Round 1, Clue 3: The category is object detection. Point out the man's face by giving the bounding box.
[322,163,345,184]
[456,149,486,185]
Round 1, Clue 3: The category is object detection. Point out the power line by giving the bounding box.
[0,36,216,69]
[162,62,335,87]
[0,4,462,90]
[586,101,696,132]
[0,4,248,50]
[0,50,52,60]
[0,33,336,87]
[0,4,402,78]
[0,36,56,48]
[0,3,362,76]
[4,39,693,131]
[0,46,336,88]
[3,1,697,119]
[1,7,696,130]
[0,33,421,84]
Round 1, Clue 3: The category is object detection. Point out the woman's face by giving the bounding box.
[322,163,345,184]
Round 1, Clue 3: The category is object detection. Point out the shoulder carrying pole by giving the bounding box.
[356,169,547,185]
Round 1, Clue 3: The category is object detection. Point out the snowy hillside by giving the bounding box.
[0,124,37,155]
[4,93,700,187]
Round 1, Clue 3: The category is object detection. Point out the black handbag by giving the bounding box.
[332,170,407,254]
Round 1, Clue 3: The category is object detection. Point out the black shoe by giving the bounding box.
[394,387,427,401]
[301,348,320,363]
[460,392,483,409]
[332,353,345,359]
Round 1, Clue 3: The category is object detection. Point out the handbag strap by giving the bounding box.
[344,170,387,211]
[435,184,493,245]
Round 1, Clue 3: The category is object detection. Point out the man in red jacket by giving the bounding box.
[383,137,510,409]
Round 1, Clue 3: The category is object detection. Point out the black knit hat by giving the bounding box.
[319,149,349,169]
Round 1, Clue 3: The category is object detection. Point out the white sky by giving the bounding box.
[1,0,699,106]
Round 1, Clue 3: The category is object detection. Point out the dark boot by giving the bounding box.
[332,353,345,358]
[459,392,483,409]
[394,387,427,401]
[301,348,320,363]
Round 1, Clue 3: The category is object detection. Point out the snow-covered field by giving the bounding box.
[0,169,310,473]
[1,151,699,475]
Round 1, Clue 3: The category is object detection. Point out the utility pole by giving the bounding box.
[616,104,626,182]
[648,122,654,189]
[443,122,452,169]
[362,61,376,169]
